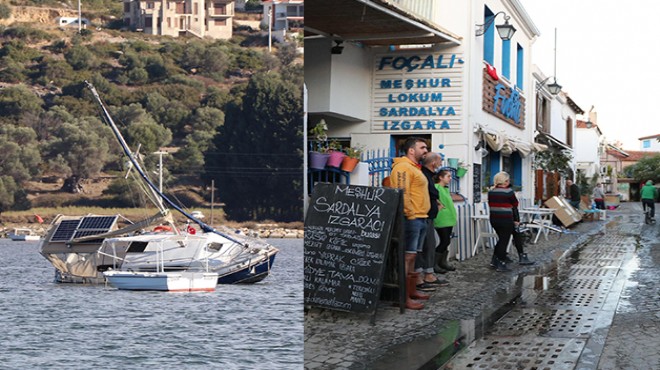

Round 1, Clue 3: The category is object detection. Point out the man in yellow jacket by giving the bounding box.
[389,137,430,309]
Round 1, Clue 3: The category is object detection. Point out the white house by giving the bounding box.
[638,134,660,151]
[262,0,303,42]
[574,118,604,180]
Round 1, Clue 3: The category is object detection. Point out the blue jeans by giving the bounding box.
[405,218,427,254]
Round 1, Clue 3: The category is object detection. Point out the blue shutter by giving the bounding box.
[489,151,500,185]
[516,44,524,89]
[483,7,494,65]
[502,40,511,79]
[512,152,522,188]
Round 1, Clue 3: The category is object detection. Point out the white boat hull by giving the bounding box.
[9,235,41,241]
[103,271,218,292]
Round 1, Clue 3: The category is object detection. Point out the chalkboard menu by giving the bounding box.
[473,163,481,203]
[304,183,402,313]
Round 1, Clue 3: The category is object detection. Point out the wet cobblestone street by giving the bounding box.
[445,203,659,370]
[304,203,659,370]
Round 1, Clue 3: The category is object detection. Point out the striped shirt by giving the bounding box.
[488,186,519,224]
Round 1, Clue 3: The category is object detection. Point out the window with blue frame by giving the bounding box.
[516,44,524,89]
[502,153,523,190]
[502,40,511,80]
[642,140,651,148]
[483,6,494,65]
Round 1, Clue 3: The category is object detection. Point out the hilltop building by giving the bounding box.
[123,0,234,38]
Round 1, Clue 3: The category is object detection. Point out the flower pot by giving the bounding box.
[456,167,468,178]
[447,158,459,169]
[326,150,346,168]
[309,151,330,169]
[341,156,360,172]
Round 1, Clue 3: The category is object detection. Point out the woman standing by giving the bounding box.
[592,183,605,210]
[488,171,532,271]
[433,169,457,273]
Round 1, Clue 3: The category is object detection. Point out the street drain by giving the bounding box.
[490,308,597,338]
[569,259,622,268]
[566,266,618,277]
[528,291,607,310]
[556,277,613,291]
[577,251,623,259]
[590,235,636,244]
[446,336,585,369]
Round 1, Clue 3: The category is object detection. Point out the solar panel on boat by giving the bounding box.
[50,219,82,241]
[49,216,118,242]
[79,216,117,230]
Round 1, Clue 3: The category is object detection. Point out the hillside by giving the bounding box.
[0,3,304,222]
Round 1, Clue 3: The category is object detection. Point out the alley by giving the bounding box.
[444,203,660,369]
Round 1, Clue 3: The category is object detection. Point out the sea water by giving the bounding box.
[0,238,303,369]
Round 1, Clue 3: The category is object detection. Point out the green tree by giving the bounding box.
[0,3,11,19]
[205,72,303,221]
[43,118,114,193]
[0,84,43,118]
[0,175,18,214]
[625,154,660,183]
[65,44,96,70]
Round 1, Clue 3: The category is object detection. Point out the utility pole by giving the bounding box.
[78,0,82,33]
[210,179,216,228]
[153,150,169,192]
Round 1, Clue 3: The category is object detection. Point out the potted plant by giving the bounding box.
[341,145,364,172]
[326,139,346,168]
[456,161,469,178]
[309,120,330,169]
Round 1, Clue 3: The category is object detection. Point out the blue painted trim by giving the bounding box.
[490,151,500,185]
[502,40,511,79]
[512,152,522,188]
[483,7,494,65]
[516,44,524,89]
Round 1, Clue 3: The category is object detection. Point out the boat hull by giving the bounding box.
[9,235,41,241]
[103,271,218,292]
[217,252,277,284]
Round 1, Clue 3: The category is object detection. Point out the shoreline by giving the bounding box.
[0,223,304,239]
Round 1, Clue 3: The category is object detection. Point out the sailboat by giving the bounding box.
[38,82,278,285]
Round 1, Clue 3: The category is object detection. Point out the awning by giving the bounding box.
[536,132,572,151]
[477,125,541,157]
[305,0,462,46]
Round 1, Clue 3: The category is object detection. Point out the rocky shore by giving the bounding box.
[0,223,303,239]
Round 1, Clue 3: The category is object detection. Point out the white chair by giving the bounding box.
[471,209,512,256]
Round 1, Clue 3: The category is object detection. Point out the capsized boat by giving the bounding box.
[38,82,279,285]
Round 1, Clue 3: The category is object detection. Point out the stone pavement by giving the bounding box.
[597,204,660,370]
[304,209,610,370]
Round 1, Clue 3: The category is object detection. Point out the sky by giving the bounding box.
[519,0,659,150]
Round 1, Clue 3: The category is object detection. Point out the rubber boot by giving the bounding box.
[434,252,448,274]
[407,273,430,300]
[405,273,425,310]
[495,257,511,272]
[489,255,497,269]
[518,253,534,265]
[437,251,456,271]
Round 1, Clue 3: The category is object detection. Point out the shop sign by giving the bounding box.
[482,68,526,128]
[372,52,464,133]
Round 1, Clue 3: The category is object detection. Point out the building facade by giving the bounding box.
[123,0,234,38]
[262,0,304,42]
[638,134,660,151]
[306,0,544,205]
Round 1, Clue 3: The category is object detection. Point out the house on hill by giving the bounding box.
[123,0,234,38]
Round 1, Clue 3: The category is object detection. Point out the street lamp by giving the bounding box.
[476,11,517,41]
[537,76,562,95]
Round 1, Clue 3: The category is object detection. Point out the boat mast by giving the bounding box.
[85,81,245,245]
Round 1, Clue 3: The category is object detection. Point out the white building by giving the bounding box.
[123,0,234,38]
[574,119,604,180]
[262,0,303,42]
[638,134,660,151]
[306,0,542,204]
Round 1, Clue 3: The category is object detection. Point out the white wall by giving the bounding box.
[639,137,660,151]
